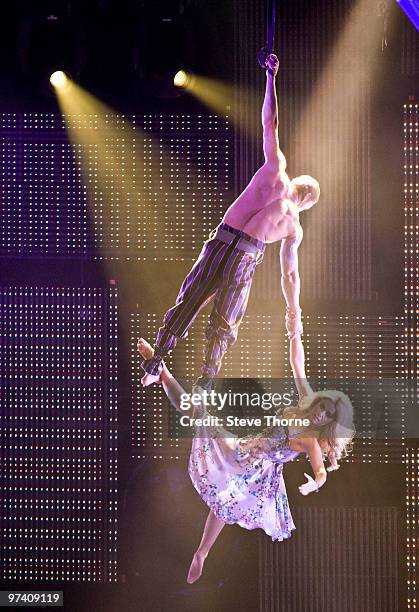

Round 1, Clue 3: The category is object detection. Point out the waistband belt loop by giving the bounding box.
[212,226,265,256]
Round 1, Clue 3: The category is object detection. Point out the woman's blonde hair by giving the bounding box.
[297,390,355,463]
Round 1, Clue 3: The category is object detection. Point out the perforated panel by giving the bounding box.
[0,287,118,582]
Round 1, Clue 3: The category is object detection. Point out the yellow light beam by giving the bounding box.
[52,78,211,312]
[181,73,261,139]
[291,0,398,292]
[294,0,400,182]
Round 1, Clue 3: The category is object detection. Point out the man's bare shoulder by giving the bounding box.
[282,219,303,245]
[252,162,289,187]
[243,165,290,207]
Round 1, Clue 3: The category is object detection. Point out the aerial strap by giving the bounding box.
[257,0,277,69]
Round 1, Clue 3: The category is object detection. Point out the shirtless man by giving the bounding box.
[140,54,320,390]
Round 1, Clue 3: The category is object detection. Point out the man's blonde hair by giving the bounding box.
[290,175,320,204]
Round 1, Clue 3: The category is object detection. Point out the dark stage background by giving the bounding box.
[0,1,417,611]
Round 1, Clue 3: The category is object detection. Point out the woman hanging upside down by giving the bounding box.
[137,324,354,584]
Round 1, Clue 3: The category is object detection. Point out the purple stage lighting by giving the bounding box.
[397,0,419,31]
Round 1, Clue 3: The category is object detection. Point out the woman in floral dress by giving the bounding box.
[137,326,354,584]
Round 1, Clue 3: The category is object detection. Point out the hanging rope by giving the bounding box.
[258,0,277,68]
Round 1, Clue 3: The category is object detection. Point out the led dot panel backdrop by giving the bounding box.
[0,113,231,259]
[403,102,418,611]
[404,103,418,380]
[131,312,406,462]
[405,447,418,610]
[0,287,118,582]
[0,94,416,599]
[258,507,400,612]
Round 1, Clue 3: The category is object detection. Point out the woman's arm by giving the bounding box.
[159,363,204,418]
[160,367,187,415]
[289,334,312,400]
[298,437,327,495]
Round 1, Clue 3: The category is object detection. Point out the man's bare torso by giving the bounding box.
[222,164,302,243]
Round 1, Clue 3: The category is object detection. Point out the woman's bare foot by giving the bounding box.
[137,337,154,360]
[187,551,207,584]
[137,338,161,386]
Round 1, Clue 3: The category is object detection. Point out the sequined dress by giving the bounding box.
[188,408,301,542]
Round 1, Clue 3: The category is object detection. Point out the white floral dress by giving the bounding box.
[188,410,300,542]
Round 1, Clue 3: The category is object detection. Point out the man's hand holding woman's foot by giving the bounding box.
[140,372,161,386]
[137,338,161,386]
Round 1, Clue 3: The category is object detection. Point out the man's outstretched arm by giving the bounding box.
[280,234,312,399]
[262,54,286,171]
[280,233,302,312]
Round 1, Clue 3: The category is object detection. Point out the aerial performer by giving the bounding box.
[136,327,354,584]
[140,52,321,391]
[138,0,354,589]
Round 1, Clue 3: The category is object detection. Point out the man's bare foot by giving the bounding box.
[187,551,207,584]
[137,337,154,360]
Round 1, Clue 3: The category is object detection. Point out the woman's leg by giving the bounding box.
[187,510,225,584]
[137,338,223,583]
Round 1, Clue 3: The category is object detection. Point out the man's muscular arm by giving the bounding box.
[262,54,286,171]
[280,233,312,399]
[280,233,302,312]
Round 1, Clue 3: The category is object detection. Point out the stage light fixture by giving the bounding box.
[173,70,189,88]
[50,70,69,88]
[17,13,85,96]
[133,7,201,99]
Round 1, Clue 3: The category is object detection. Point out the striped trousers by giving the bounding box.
[141,223,265,379]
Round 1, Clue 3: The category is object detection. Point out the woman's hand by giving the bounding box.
[285,306,303,340]
[327,453,340,472]
[326,463,340,472]
[298,472,319,495]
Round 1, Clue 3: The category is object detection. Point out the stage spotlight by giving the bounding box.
[173,70,189,88]
[134,8,201,98]
[50,70,69,88]
[17,13,85,96]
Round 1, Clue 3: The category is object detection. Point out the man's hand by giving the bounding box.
[265,53,279,77]
[285,306,303,340]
